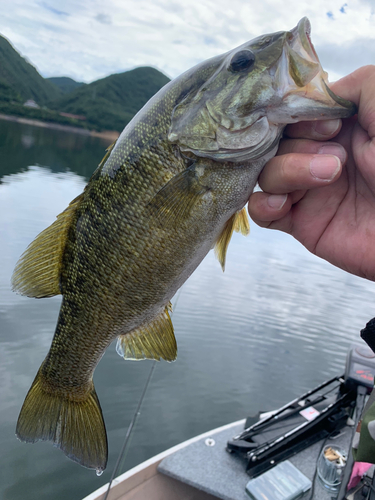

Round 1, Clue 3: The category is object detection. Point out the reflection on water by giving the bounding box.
[1,120,375,500]
[0,119,111,180]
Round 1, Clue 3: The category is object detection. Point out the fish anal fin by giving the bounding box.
[11,193,83,298]
[215,208,250,272]
[116,304,177,362]
[16,369,107,472]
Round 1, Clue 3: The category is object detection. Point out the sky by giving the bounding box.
[0,0,374,84]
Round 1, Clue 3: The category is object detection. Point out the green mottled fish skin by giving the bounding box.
[43,59,224,387]
[14,18,356,471]
[40,49,269,391]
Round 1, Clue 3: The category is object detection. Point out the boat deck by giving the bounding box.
[84,345,375,500]
[84,418,353,500]
[159,420,353,500]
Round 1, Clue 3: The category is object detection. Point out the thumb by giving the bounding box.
[331,66,375,136]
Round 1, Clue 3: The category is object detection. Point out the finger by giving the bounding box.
[248,192,294,233]
[284,118,342,141]
[331,66,375,107]
[331,66,375,133]
[248,190,305,224]
[277,138,347,158]
[258,153,343,194]
[248,191,290,226]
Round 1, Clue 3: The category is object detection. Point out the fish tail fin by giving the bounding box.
[16,369,108,472]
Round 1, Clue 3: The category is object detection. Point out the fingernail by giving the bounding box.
[267,194,287,210]
[310,155,341,181]
[314,119,341,136]
[318,144,346,164]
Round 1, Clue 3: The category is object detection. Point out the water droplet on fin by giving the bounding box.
[96,469,104,476]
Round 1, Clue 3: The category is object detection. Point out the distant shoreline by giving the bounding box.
[0,113,120,142]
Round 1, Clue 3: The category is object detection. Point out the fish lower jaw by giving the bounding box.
[269,72,356,123]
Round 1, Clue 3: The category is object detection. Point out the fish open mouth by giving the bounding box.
[278,17,356,118]
[291,17,318,61]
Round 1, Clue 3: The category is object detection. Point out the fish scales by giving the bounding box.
[12,18,356,472]
[36,83,222,392]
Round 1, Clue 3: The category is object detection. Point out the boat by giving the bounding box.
[83,343,375,500]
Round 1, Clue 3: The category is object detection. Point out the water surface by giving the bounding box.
[1,120,374,500]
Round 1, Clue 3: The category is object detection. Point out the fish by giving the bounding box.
[12,17,356,473]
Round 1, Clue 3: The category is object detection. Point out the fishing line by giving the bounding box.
[103,360,157,500]
[103,287,183,500]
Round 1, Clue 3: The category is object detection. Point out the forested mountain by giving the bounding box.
[46,77,86,95]
[0,35,62,104]
[0,34,170,132]
[48,67,170,131]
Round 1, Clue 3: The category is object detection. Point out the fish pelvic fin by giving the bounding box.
[215,208,250,272]
[16,369,108,472]
[233,207,250,236]
[116,303,177,362]
[11,193,84,298]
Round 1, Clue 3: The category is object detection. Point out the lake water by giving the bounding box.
[1,119,375,500]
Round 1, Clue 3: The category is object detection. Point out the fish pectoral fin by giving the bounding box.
[215,208,250,272]
[148,165,210,227]
[11,193,84,298]
[116,303,177,362]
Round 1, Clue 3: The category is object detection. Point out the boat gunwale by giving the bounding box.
[82,419,246,500]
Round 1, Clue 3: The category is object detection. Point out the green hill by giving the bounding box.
[48,67,170,131]
[0,35,62,105]
[47,76,86,95]
[0,33,171,132]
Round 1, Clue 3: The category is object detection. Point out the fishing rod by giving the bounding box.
[235,374,345,440]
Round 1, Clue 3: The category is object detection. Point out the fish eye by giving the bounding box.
[229,50,255,72]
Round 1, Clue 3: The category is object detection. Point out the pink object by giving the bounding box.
[348,462,373,489]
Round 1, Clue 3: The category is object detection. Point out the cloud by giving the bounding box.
[40,1,69,16]
[95,13,112,25]
[317,37,375,81]
[0,0,373,83]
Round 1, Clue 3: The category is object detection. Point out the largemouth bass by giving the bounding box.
[12,18,356,473]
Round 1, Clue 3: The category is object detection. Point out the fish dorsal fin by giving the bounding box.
[11,193,84,298]
[214,208,250,272]
[97,140,117,170]
[116,303,177,362]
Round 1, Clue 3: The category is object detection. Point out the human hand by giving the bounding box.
[248,65,375,280]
